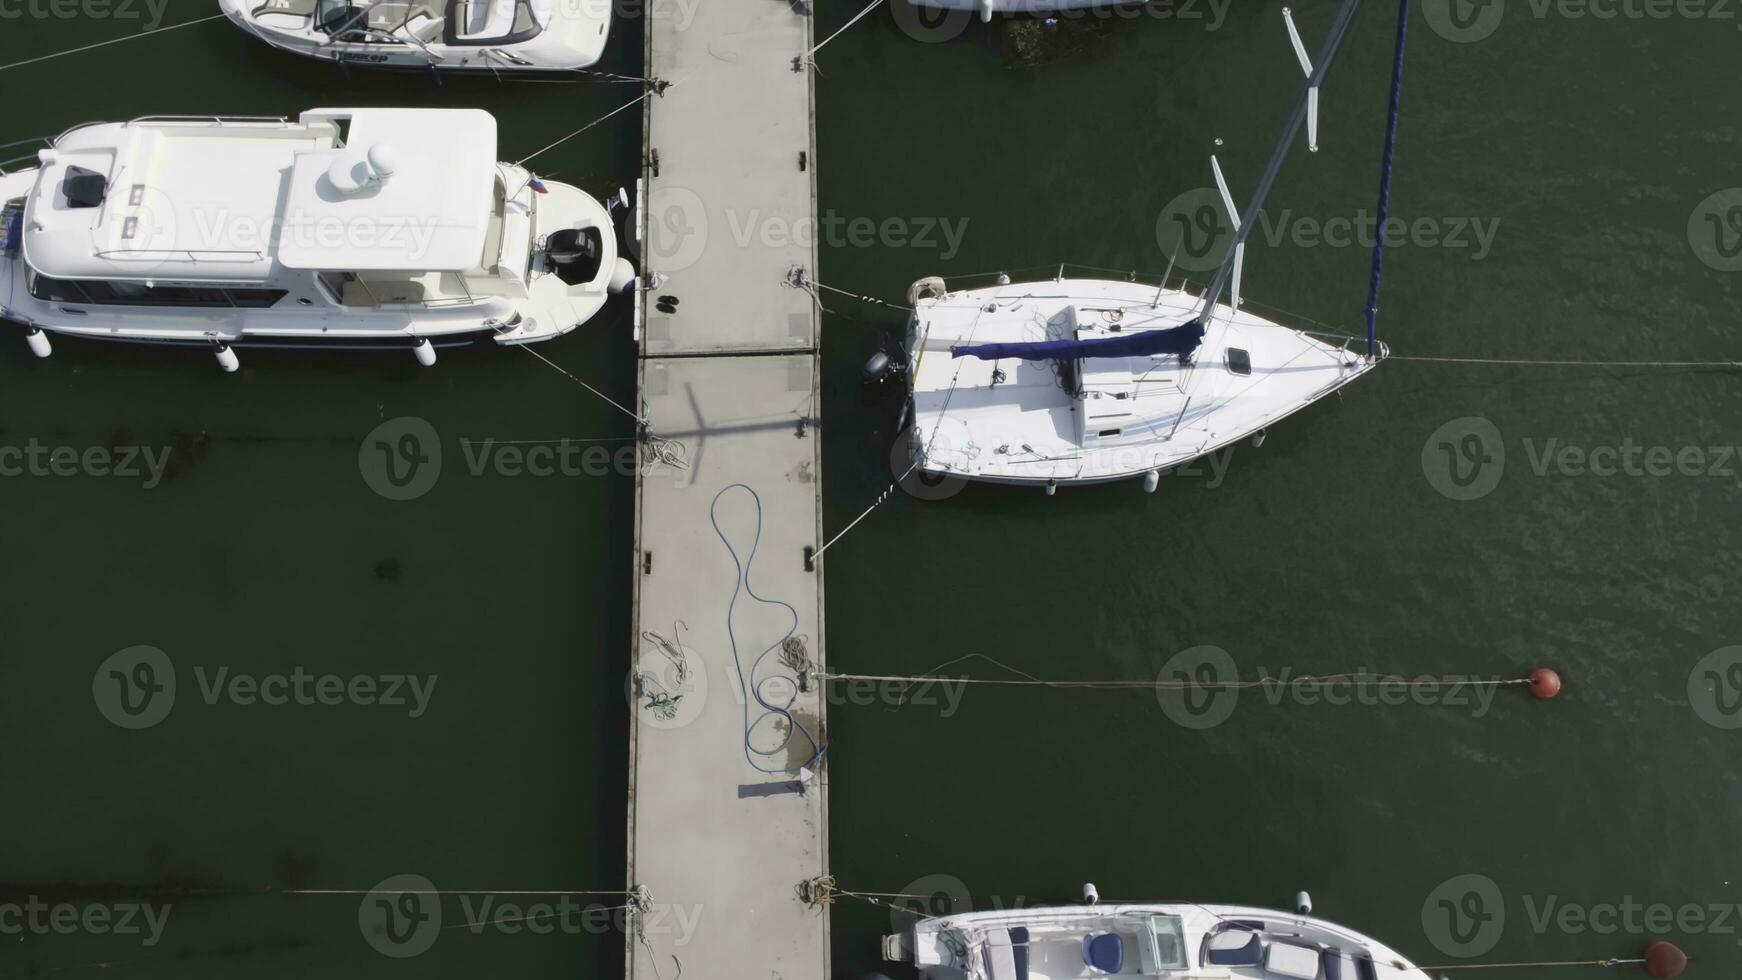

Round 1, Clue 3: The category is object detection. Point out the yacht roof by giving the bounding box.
[21,109,499,282]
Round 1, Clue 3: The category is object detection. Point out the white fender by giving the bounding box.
[214,344,240,373]
[412,338,437,367]
[608,257,637,295]
[25,328,51,358]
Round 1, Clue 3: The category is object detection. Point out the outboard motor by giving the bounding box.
[863,348,908,387]
[545,227,604,287]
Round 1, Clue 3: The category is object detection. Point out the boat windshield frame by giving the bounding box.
[442,0,546,46]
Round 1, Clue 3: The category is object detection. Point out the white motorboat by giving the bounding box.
[877,1,1393,492]
[220,0,611,72]
[0,108,636,370]
[885,896,1435,980]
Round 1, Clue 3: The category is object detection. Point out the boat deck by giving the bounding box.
[626,1,827,978]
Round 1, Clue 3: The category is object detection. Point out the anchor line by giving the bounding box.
[1419,957,1675,971]
[0,13,227,72]
[811,462,916,565]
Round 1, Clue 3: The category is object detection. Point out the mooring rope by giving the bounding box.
[1420,957,1671,971]
[813,653,1536,692]
[799,875,931,911]
[1391,355,1741,368]
[0,13,227,72]
[1362,0,1410,358]
[794,0,887,71]
[811,462,917,565]
[507,339,649,425]
[515,82,677,167]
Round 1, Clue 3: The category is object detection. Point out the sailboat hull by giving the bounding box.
[902,278,1384,491]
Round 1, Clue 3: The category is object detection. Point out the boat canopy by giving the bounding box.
[950,318,1205,362]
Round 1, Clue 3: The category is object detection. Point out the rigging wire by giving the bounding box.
[0,13,227,73]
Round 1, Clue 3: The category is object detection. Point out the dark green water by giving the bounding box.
[2,1,1739,978]
[0,5,641,975]
[815,2,1742,980]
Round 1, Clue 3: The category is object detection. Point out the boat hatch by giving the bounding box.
[1228,347,1252,375]
[62,167,107,209]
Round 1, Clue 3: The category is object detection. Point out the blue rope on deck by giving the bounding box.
[1364,0,1412,358]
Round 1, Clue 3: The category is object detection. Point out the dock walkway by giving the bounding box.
[626,0,828,978]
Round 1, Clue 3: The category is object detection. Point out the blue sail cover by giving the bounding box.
[951,319,1205,361]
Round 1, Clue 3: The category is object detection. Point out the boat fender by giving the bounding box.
[412,338,437,367]
[1142,469,1160,493]
[1528,667,1562,699]
[906,276,947,306]
[214,343,240,373]
[1044,479,1056,497]
[25,327,51,358]
[1083,882,1099,905]
[1295,891,1313,915]
[608,257,638,295]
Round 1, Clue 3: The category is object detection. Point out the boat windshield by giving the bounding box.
[1134,914,1188,971]
[314,0,439,41]
[443,0,545,45]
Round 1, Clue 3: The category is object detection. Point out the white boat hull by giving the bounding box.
[902,277,1384,490]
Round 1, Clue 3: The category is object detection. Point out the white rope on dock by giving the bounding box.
[794,0,888,71]
[0,13,227,73]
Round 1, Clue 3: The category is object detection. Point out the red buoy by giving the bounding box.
[1644,941,1687,979]
[1528,667,1563,699]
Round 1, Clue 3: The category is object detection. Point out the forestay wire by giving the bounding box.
[1363,0,1411,358]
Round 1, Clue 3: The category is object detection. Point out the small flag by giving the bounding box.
[529,178,549,195]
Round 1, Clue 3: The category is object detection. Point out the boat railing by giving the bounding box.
[0,137,54,177]
[326,25,445,61]
[124,115,293,129]
[95,248,267,263]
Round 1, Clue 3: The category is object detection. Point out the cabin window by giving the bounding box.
[1227,347,1252,376]
[62,167,107,209]
[28,274,287,309]
[1098,428,1122,437]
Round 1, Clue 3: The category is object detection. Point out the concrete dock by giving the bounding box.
[626,0,827,977]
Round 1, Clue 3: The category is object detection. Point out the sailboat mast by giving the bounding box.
[1196,0,1367,322]
[1363,0,1412,359]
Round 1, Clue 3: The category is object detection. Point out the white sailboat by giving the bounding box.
[879,1,1394,493]
[220,0,612,72]
[0,108,636,370]
[883,893,1437,980]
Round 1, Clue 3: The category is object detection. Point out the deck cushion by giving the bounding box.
[1207,931,1264,966]
[1266,941,1322,980]
[1084,933,1125,974]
